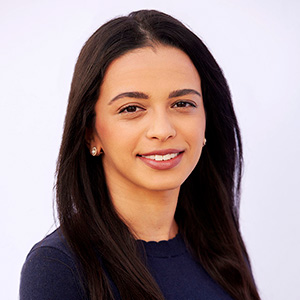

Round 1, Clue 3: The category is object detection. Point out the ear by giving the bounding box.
[85,127,94,147]
[85,127,103,154]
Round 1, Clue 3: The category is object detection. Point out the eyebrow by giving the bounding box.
[108,88,201,105]
[168,89,201,98]
[109,92,149,104]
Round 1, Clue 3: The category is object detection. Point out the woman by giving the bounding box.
[20,10,260,300]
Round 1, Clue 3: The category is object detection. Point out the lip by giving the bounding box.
[139,148,184,156]
[137,150,184,170]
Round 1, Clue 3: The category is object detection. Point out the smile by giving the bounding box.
[141,153,179,161]
[137,150,184,170]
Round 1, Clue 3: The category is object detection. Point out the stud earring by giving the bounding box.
[91,147,97,156]
[203,138,207,146]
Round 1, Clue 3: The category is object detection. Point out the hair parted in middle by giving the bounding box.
[56,9,260,300]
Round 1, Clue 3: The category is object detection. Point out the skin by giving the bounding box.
[89,45,206,241]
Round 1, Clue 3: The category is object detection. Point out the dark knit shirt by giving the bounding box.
[20,229,233,300]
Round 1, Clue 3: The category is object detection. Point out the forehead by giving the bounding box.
[100,45,201,96]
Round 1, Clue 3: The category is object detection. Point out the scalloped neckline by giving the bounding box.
[137,233,187,258]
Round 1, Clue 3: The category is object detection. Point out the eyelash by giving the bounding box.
[171,101,197,108]
[118,101,196,114]
[118,105,144,114]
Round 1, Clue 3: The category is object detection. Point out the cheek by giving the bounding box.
[184,117,205,142]
[183,118,206,161]
[96,118,140,150]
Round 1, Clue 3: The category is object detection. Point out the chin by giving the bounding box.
[140,179,184,193]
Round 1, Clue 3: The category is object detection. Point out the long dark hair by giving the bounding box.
[56,9,260,300]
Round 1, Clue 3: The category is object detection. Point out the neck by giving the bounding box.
[107,181,179,242]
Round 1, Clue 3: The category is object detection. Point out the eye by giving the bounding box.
[119,105,144,114]
[172,101,196,108]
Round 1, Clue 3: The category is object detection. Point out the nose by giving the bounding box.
[146,110,176,142]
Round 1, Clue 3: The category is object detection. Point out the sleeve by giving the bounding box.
[20,246,87,300]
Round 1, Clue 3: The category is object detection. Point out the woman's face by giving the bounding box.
[91,45,206,194]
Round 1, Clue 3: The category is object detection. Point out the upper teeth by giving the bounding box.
[141,153,179,161]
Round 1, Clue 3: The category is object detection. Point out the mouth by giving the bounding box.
[137,149,184,161]
[139,152,180,161]
[137,149,184,170]
[137,150,184,170]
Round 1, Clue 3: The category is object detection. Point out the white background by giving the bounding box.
[1,0,299,299]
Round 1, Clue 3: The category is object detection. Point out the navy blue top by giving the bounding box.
[20,229,233,300]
